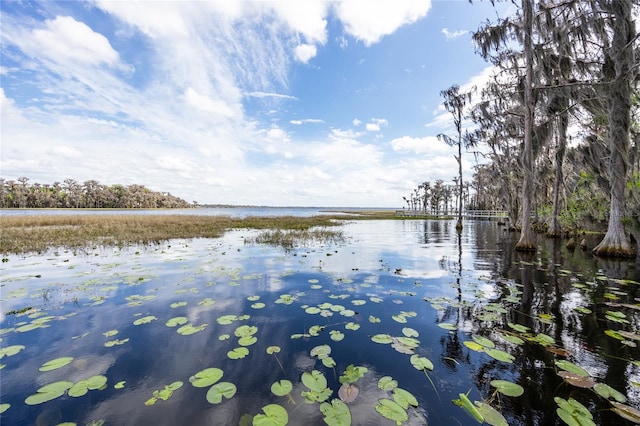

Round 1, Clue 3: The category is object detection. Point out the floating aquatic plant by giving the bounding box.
[39,356,73,372]
[132,315,157,325]
[490,380,524,397]
[253,403,288,426]
[68,375,108,397]
[320,398,352,425]
[145,381,183,406]
[301,370,332,403]
[25,381,73,405]
[206,382,236,404]
[375,398,409,425]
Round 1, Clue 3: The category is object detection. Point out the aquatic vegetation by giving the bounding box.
[39,357,73,371]
[145,381,183,406]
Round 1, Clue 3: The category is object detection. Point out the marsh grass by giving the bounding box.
[0,214,353,255]
[245,228,345,249]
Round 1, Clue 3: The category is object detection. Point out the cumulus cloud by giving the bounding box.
[290,118,324,125]
[335,0,432,46]
[294,44,318,63]
[365,118,388,131]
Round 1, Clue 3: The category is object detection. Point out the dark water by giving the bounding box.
[0,219,638,425]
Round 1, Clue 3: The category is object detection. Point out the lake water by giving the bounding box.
[1,216,639,425]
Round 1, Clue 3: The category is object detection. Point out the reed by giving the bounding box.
[0,214,353,254]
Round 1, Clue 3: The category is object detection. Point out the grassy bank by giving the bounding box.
[0,214,359,255]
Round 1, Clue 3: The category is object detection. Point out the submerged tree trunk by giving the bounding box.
[516,0,537,252]
[592,0,636,258]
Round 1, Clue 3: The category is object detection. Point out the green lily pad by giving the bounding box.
[25,381,74,405]
[555,397,595,426]
[0,345,25,359]
[102,330,118,337]
[177,323,207,335]
[133,316,157,325]
[266,346,281,354]
[464,341,485,352]
[368,315,381,323]
[339,364,368,384]
[251,302,265,309]
[410,354,434,371]
[114,381,126,389]
[311,344,332,359]
[330,330,345,342]
[507,322,530,333]
[39,357,73,372]
[227,347,249,359]
[0,403,9,414]
[206,382,236,404]
[253,403,288,426]
[375,398,408,424]
[165,317,188,327]
[555,360,589,377]
[305,306,321,314]
[371,334,393,344]
[104,338,129,347]
[593,383,626,403]
[378,376,398,391]
[490,380,524,397]
[320,399,352,426]
[302,370,328,392]
[474,401,508,426]
[189,367,223,388]
[271,380,293,396]
[438,322,457,331]
[345,322,360,331]
[402,327,419,337]
[234,325,258,337]
[472,335,495,348]
[392,388,418,409]
[484,348,515,363]
[216,315,238,325]
[170,301,187,308]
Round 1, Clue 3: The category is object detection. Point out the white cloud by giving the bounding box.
[352,118,362,126]
[441,27,468,40]
[290,118,324,125]
[294,44,318,63]
[246,92,297,100]
[335,0,432,46]
[366,118,388,131]
[391,135,451,154]
[183,87,237,118]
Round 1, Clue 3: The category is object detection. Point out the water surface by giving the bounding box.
[1,219,638,425]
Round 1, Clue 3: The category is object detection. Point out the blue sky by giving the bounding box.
[1,0,512,207]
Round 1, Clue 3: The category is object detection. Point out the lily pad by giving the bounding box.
[0,404,9,414]
[206,382,236,404]
[472,335,495,348]
[165,317,188,327]
[378,376,398,391]
[227,347,249,359]
[133,316,157,326]
[271,380,293,397]
[557,371,595,388]
[474,401,508,426]
[410,354,434,371]
[555,360,589,377]
[438,322,457,331]
[611,402,640,423]
[0,345,25,359]
[490,380,524,397]
[593,383,626,403]
[320,399,352,426]
[555,397,595,426]
[392,387,418,409]
[25,381,74,405]
[338,383,359,403]
[39,357,74,372]
[253,403,288,426]
[464,341,485,352]
[177,324,207,335]
[484,348,515,363]
[375,398,408,424]
[189,367,223,388]
[371,334,393,344]
[302,370,328,392]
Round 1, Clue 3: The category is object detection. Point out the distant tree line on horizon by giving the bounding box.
[0,177,193,209]
[426,0,638,257]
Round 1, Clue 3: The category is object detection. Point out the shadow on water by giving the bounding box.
[0,219,638,425]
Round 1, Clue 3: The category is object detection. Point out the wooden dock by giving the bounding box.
[395,209,508,220]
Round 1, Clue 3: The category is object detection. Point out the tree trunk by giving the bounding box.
[592,0,636,258]
[516,0,537,252]
[456,133,463,231]
[548,109,567,237]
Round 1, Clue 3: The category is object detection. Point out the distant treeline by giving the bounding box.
[0,177,193,209]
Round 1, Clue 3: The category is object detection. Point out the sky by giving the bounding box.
[1,0,514,207]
